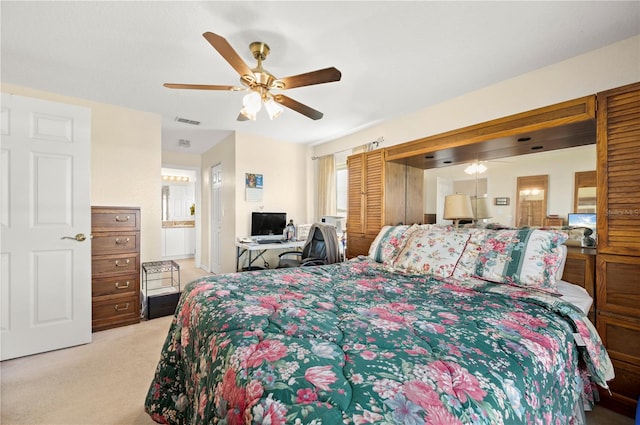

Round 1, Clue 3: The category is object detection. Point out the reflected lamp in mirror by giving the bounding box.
[471,196,492,224]
[444,194,474,229]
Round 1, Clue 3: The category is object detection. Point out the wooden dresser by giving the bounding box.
[91,206,141,332]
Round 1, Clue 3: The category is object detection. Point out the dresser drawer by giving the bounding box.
[92,231,140,255]
[597,311,640,365]
[92,253,140,276]
[597,254,640,318]
[598,358,640,418]
[91,207,141,232]
[92,274,139,297]
[92,293,140,331]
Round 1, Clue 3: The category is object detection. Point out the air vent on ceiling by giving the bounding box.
[175,116,201,126]
[178,139,191,148]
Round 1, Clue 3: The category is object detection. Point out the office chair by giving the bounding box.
[277,223,341,268]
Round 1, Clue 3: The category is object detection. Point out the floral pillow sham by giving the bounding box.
[473,228,568,293]
[391,227,471,278]
[368,224,418,265]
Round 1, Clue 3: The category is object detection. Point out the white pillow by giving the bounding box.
[556,280,593,314]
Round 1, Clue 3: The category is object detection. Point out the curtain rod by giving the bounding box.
[311,137,384,160]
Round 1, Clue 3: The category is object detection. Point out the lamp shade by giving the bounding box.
[471,196,492,220]
[443,194,474,223]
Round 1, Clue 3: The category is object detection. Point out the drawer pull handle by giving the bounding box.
[114,259,130,267]
[115,215,130,222]
[114,303,129,312]
[115,281,130,289]
[115,238,130,245]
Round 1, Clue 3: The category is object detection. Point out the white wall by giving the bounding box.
[1,83,163,263]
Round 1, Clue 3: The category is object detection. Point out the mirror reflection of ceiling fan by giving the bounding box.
[164,32,342,121]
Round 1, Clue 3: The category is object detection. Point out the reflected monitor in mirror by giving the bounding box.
[568,213,596,229]
[566,213,597,247]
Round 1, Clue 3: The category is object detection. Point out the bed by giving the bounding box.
[145,225,613,425]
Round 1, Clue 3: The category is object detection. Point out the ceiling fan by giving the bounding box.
[164,32,342,121]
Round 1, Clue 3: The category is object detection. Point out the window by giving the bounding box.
[336,165,347,215]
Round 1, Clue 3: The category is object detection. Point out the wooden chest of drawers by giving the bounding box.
[91,206,141,332]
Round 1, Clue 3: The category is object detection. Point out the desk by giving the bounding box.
[236,240,305,271]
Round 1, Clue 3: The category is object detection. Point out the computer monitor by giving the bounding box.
[568,213,596,229]
[251,212,286,241]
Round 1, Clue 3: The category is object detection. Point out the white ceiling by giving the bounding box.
[2,1,639,154]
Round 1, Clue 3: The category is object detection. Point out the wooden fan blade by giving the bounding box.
[164,83,243,91]
[277,67,341,90]
[203,32,254,77]
[273,94,323,120]
[237,113,249,121]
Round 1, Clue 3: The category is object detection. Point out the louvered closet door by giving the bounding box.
[364,150,384,236]
[347,153,364,235]
[597,82,640,255]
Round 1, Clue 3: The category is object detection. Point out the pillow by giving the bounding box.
[451,229,490,280]
[392,227,471,278]
[368,224,418,265]
[473,228,568,293]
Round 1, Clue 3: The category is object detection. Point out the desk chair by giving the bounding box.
[277,223,340,268]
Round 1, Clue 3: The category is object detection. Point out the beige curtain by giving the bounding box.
[316,154,336,220]
[351,143,369,154]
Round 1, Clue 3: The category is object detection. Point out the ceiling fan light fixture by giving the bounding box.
[165,32,341,121]
[239,107,257,121]
[464,162,487,175]
[242,92,262,114]
[264,98,284,120]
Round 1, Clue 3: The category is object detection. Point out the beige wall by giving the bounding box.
[197,131,311,273]
[162,150,201,168]
[312,35,640,157]
[311,35,640,229]
[1,83,163,263]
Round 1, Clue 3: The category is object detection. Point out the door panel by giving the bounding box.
[1,93,91,360]
[211,164,222,274]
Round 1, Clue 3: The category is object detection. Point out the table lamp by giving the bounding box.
[471,196,492,225]
[443,194,474,229]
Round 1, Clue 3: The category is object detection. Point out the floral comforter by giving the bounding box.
[145,260,613,425]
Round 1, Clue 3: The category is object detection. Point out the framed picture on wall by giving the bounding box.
[245,173,263,189]
[494,197,510,206]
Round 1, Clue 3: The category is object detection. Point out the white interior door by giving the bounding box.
[210,164,222,274]
[1,94,91,360]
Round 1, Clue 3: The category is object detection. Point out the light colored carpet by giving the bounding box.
[1,316,172,425]
[1,259,634,424]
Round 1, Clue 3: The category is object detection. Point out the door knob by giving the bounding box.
[61,233,86,242]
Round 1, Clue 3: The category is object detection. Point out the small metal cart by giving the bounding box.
[141,260,181,319]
